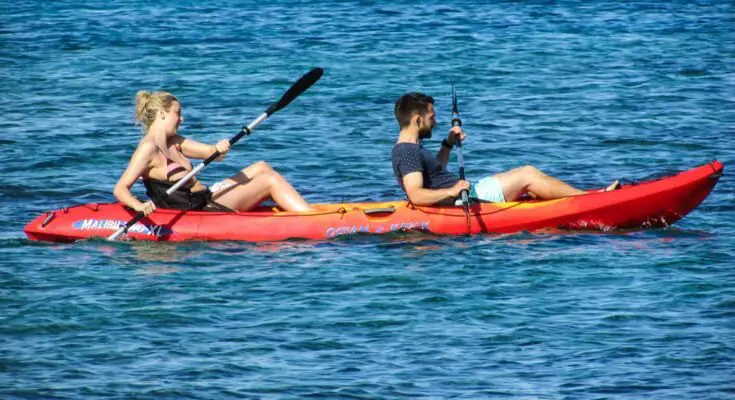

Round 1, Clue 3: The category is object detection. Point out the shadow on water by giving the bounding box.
[9,225,719,276]
[13,224,716,251]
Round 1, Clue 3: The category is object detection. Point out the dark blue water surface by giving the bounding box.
[2,1,734,398]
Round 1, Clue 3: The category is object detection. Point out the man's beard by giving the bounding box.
[418,125,433,140]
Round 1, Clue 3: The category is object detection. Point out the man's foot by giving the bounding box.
[605,180,621,192]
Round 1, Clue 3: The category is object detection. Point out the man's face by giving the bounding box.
[418,104,436,139]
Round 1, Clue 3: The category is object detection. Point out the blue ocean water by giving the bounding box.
[2,0,734,398]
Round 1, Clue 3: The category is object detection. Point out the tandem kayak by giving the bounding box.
[24,160,723,243]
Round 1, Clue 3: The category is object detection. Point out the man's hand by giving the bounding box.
[447,126,466,146]
[447,180,470,198]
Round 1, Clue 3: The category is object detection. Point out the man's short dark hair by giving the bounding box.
[395,92,434,129]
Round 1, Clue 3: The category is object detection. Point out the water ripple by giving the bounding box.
[2,0,734,398]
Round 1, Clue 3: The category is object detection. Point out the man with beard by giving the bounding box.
[391,92,619,206]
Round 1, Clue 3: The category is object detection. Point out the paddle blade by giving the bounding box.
[451,84,459,114]
[265,67,323,116]
[451,84,462,127]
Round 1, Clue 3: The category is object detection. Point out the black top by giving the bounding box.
[391,143,459,193]
[143,179,212,211]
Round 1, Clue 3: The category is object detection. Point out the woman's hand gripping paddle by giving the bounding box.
[108,68,324,241]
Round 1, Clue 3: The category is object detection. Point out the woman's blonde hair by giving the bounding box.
[135,90,177,132]
[134,91,190,168]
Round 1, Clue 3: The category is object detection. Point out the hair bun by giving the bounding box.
[135,91,152,122]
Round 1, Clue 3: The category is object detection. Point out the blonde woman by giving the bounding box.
[114,91,313,216]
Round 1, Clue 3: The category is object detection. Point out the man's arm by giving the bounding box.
[436,126,465,168]
[403,172,468,206]
[437,145,451,168]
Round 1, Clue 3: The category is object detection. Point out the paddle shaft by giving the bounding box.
[451,85,471,234]
[453,116,471,224]
[153,112,267,201]
[107,68,323,241]
[453,118,468,201]
[451,89,469,206]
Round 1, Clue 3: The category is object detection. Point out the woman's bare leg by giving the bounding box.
[211,161,313,212]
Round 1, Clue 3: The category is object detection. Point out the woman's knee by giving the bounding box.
[259,170,286,189]
[243,160,273,176]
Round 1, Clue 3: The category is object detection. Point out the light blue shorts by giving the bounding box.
[455,175,506,205]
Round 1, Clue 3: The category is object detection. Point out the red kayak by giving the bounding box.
[24,160,723,243]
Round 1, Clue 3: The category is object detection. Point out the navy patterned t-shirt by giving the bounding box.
[391,143,459,193]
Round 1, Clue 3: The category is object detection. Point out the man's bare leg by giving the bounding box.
[494,165,586,201]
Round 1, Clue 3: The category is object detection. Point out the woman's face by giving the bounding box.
[160,101,183,135]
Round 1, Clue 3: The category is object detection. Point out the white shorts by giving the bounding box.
[209,179,236,194]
